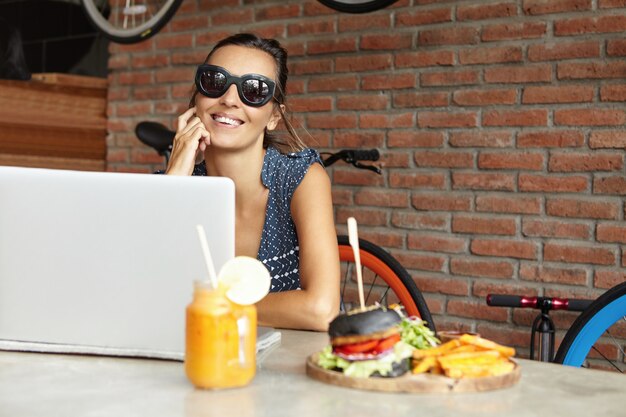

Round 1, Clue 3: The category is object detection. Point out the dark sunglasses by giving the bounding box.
[195,64,276,107]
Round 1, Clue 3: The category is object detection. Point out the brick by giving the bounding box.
[453,173,515,191]
[594,175,626,195]
[412,193,472,212]
[453,89,517,106]
[478,152,544,170]
[332,189,353,205]
[355,189,408,208]
[459,46,522,65]
[396,7,452,26]
[471,238,537,260]
[379,152,411,168]
[391,251,446,272]
[332,169,384,187]
[335,207,387,226]
[418,27,480,46]
[599,0,626,8]
[420,70,479,86]
[594,270,626,289]
[528,40,600,62]
[359,112,414,129]
[291,59,333,75]
[549,152,623,172]
[308,75,358,92]
[307,38,357,55]
[482,22,546,41]
[108,54,130,70]
[522,85,594,104]
[522,219,591,239]
[483,109,548,127]
[395,50,455,68]
[255,4,301,20]
[458,2,517,20]
[388,131,444,148]
[130,148,164,164]
[391,212,448,231]
[289,96,332,113]
[337,94,388,111]
[485,65,552,83]
[555,109,626,126]
[337,14,390,32]
[362,73,416,90]
[544,243,616,265]
[473,282,539,298]
[452,215,517,236]
[408,233,466,253]
[287,19,334,36]
[307,114,357,129]
[333,132,384,148]
[520,264,588,286]
[133,86,169,101]
[359,231,405,249]
[523,0,592,15]
[171,51,207,65]
[118,71,153,85]
[517,130,584,148]
[607,39,626,56]
[170,14,209,32]
[519,174,588,193]
[336,54,393,72]
[414,151,473,168]
[476,195,541,214]
[196,30,233,47]
[451,258,515,279]
[554,15,626,35]
[412,275,469,296]
[447,300,508,321]
[476,325,531,351]
[393,92,449,108]
[389,172,445,189]
[131,54,169,69]
[558,61,626,80]
[113,40,154,53]
[418,111,478,128]
[449,131,513,148]
[115,102,152,117]
[597,223,626,243]
[546,198,619,220]
[361,33,413,51]
[590,131,626,149]
[600,84,626,102]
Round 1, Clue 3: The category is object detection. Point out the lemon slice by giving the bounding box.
[217,256,271,305]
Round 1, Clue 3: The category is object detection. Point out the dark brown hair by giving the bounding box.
[190,33,306,152]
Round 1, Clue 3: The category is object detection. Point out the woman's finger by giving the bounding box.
[176,107,197,132]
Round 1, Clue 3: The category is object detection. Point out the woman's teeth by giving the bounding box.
[213,115,242,126]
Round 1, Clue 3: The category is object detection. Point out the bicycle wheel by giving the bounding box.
[81,0,183,44]
[554,281,626,371]
[317,0,399,14]
[337,235,436,332]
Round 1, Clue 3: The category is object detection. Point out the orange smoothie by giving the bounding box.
[185,282,257,389]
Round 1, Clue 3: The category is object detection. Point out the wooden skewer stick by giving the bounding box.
[347,217,365,310]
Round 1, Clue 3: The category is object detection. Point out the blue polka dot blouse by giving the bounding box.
[191,146,322,292]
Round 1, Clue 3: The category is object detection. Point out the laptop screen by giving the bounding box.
[0,166,235,359]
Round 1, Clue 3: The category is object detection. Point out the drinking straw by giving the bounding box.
[347,217,365,310]
[196,224,218,289]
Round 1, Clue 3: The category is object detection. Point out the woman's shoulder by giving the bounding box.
[262,146,323,192]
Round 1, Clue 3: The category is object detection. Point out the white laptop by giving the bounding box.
[0,166,279,360]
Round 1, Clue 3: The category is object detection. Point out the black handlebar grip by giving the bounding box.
[351,149,380,161]
[486,294,523,307]
[567,299,594,312]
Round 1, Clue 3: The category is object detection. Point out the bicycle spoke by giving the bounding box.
[590,345,623,373]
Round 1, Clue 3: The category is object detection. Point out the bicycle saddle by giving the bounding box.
[135,121,175,154]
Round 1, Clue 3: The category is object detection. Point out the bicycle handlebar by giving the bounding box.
[486,294,593,312]
[321,149,381,174]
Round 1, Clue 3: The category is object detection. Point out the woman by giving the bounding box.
[165,33,340,331]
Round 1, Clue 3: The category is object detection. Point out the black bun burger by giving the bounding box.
[319,306,413,378]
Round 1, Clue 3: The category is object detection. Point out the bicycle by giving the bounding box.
[487,283,626,372]
[81,0,400,44]
[134,121,436,332]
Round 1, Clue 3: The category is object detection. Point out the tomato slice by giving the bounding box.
[333,339,378,354]
[372,334,401,354]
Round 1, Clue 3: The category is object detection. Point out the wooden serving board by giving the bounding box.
[306,353,520,393]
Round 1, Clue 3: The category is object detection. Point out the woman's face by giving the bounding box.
[195,45,281,152]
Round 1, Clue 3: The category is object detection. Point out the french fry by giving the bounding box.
[412,356,438,374]
[458,334,516,357]
[412,339,461,359]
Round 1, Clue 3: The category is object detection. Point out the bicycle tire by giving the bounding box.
[337,235,436,333]
[81,0,183,44]
[554,281,626,369]
[317,0,399,14]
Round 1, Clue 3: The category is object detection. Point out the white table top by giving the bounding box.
[1,329,624,417]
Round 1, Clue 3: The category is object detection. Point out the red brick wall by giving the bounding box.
[106,0,626,356]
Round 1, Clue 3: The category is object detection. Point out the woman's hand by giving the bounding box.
[165,107,210,176]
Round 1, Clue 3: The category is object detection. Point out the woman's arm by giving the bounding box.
[255,163,340,331]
